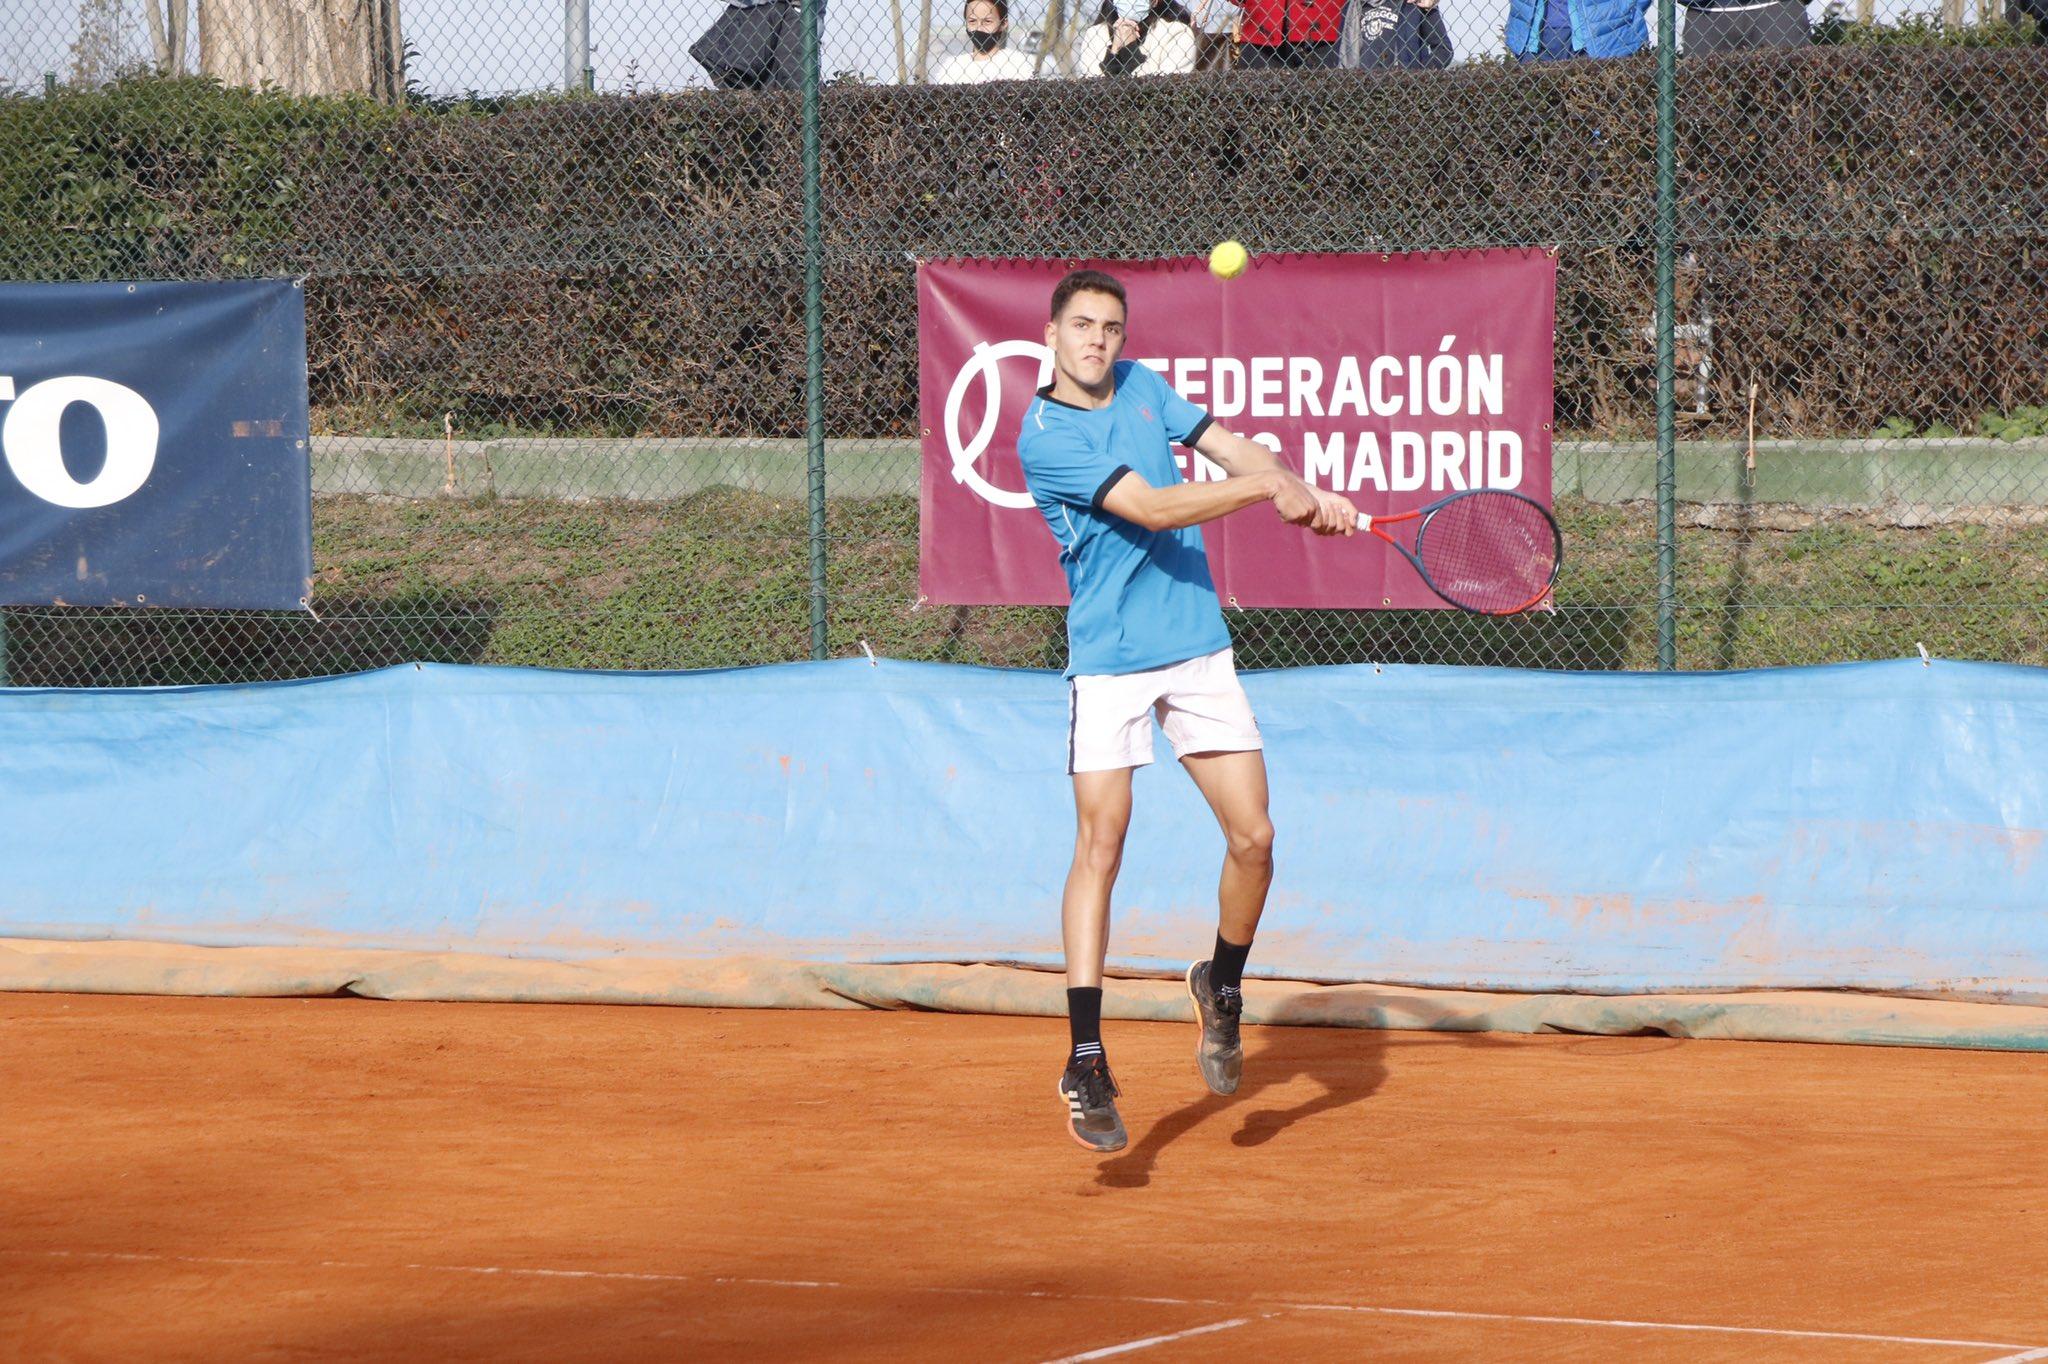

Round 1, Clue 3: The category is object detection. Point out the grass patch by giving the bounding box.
[7,492,2048,685]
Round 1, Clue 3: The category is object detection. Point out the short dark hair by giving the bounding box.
[1050,269,1128,322]
[962,0,1008,20]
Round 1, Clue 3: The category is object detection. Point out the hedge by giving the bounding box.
[2,50,2044,444]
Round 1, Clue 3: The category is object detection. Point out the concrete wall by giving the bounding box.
[312,436,2048,520]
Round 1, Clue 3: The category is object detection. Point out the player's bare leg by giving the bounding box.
[1181,748,1276,941]
[1179,748,1276,1094]
[1057,768,1133,1152]
[1062,768,1132,989]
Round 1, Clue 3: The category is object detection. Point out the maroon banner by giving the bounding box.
[918,250,1556,609]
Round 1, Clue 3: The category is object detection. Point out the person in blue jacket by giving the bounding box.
[1507,0,1650,59]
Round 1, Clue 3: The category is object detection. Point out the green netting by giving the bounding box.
[1,1,2043,683]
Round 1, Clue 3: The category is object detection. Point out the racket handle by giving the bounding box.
[1355,512,1372,531]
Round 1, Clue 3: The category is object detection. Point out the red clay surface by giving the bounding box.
[3,992,2046,1362]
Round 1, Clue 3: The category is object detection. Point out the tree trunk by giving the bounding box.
[145,0,193,73]
[1035,0,1066,76]
[145,0,170,70]
[913,0,934,82]
[890,0,908,82]
[170,0,191,71]
[198,0,403,100]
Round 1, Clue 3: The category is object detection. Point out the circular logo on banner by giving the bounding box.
[942,339,1055,510]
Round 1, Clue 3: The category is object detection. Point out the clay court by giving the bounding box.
[4,992,2046,1362]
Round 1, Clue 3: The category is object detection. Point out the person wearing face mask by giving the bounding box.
[1071,0,1201,75]
[931,0,1041,82]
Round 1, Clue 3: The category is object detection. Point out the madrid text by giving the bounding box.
[1128,338,1525,495]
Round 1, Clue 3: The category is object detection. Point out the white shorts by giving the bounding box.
[1066,648,1263,774]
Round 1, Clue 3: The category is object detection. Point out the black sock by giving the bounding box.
[1212,933,1252,993]
[1067,986,1104,1062]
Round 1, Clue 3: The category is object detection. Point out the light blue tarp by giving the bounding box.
[3,657,2045,1001]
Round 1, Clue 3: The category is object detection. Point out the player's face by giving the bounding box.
[1046,291,1127,393]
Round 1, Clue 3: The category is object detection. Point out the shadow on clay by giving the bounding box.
[1090,1009,1531,1190]
[1091,1025,1388,1190]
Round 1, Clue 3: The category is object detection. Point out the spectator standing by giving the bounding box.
[1679,0,1809,52]
[1339,0,1454,66]
[933,0,1041,80]
[690,0,820,89]
[1506,0,1648,59]
[1072,0,1202,74]
[1235,0,1347,66]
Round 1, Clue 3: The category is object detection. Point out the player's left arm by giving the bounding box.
[1191,423,1359,537]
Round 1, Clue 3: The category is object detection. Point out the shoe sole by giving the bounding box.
[1186,962,1242,1097]
[1056,1075,1128,1153]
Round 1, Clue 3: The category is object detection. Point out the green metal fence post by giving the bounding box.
[802,0,828,662]
[1653,0,1679,672]
[0,613,10,687]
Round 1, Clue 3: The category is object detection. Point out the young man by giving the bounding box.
[1017,269,1359,1153]
[1339,0,1455,69]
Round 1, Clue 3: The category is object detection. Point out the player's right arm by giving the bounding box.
[1143,368,1353,535]
[1098,467,1311,532]
[1193,425,1357,535]
[1021,410,1327,535]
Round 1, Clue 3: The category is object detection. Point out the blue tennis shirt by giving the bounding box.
[1016,359,1233,677]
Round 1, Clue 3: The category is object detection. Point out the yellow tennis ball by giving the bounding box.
[1209,240,1249,280]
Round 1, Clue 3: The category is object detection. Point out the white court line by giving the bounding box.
[7,1249,1203,1306]
[1040,1316,1251,1363]
[10,1249,2043,1356]
[1279,1299,2040,1353]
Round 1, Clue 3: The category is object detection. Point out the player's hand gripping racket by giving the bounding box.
[1354,489,1562,615]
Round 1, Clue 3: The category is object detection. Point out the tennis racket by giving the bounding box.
[1354,488,1562,615]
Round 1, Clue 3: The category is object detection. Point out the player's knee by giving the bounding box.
[1077,845,1123,880]
[1228,819,1275,867]
[1074,821,1128,875]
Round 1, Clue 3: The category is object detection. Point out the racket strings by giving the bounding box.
[1417,493,1560,614]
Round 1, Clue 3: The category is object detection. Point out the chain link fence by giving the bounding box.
[1,0,2043,685]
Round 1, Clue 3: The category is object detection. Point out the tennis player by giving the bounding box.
[1018,268,1359,1153]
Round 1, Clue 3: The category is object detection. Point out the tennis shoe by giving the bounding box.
[1187,960,1244,1095]
[1057,1054,1127,1153]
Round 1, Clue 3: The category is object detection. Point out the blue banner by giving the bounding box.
[0,279,312,609]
